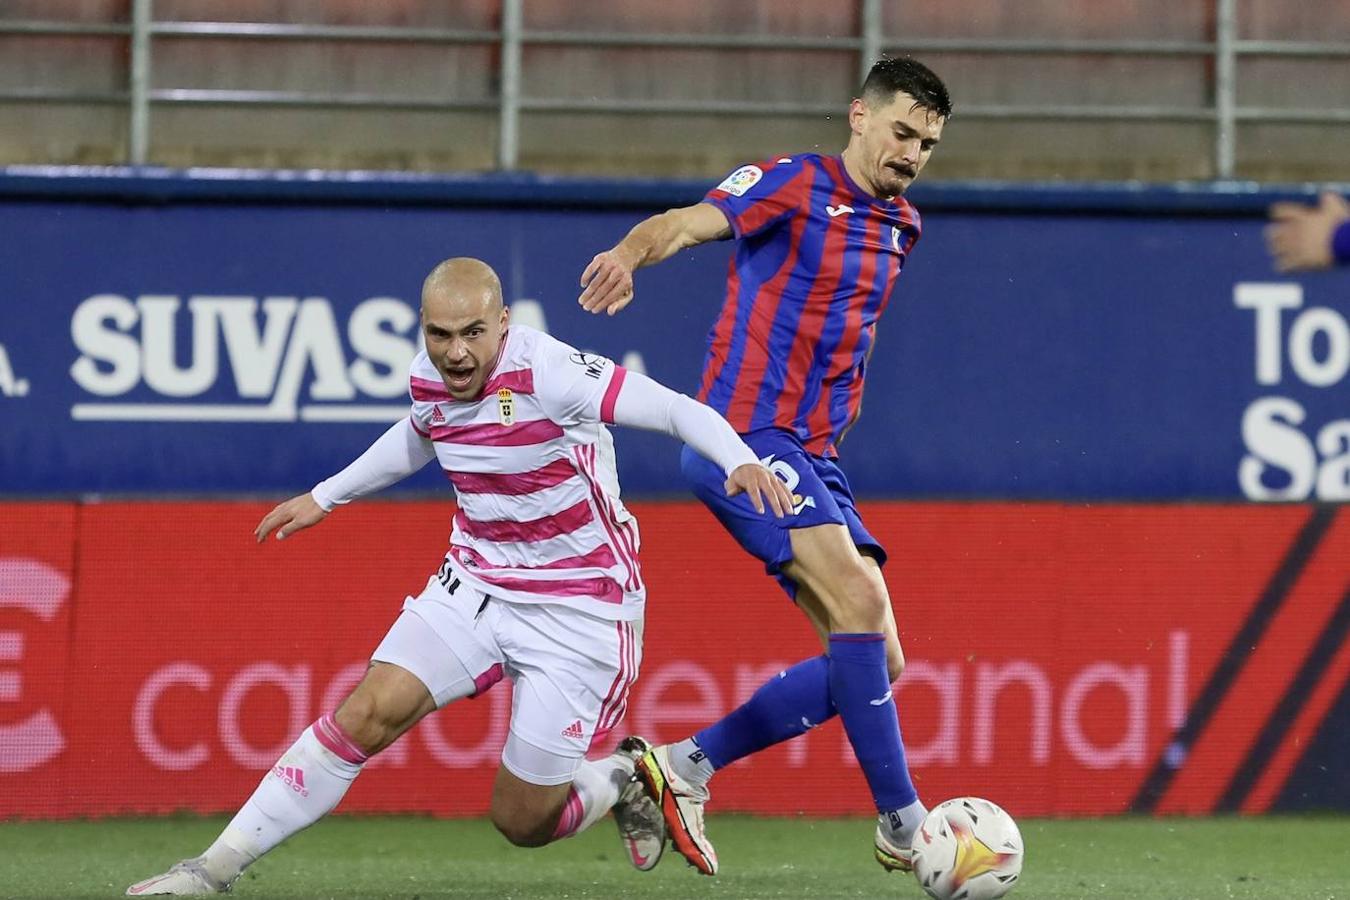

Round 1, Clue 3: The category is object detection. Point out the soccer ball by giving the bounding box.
[910,797,1024,900]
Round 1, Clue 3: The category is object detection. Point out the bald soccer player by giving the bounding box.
[127,258,792,895]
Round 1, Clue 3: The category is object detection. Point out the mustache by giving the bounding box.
[887,162,918,178]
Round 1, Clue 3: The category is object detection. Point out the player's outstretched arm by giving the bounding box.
[1266,191,1350,272]
[608,369,793,517]
[579,203,732,316]
[254,492,327,542]
[255,417,437,542]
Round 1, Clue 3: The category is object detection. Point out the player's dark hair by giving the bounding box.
[861,56,952,119]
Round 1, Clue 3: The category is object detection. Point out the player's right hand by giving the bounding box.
[254,492,328,543]
[579,248,636,316]
[724,463,795,518]
[1266,191,1349,272]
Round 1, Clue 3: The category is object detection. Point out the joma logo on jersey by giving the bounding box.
[68,295,419,423]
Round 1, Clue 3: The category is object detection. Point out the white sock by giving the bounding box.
[552,753,634,839]
[881,798,929,845]
[200,723,364,883]
[669,736,715,788]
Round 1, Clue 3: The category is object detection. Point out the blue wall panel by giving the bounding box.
[2,171,1347,500]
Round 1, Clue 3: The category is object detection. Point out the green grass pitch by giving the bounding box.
[1,815,1347,899]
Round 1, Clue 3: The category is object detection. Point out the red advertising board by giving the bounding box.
[0,504,77,813]
[1,501,1346,819]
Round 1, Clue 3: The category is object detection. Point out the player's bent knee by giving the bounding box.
[489,803,555,848]
[830,575,891,633]
[490,763,573,848]
[333,692,386,755]
[792,562,890,632]
[490,813,546,848]
[334,665,433,756]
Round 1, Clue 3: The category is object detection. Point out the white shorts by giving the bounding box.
[371,571,642,785]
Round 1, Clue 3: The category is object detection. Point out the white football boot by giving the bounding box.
[125,858,233,895]
[874,822,915,873]
[611,735,667,871]
[635,743,718,875]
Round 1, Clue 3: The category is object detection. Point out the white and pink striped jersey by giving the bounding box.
[408,325,644,621]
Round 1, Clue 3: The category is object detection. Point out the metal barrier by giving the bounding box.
[2,0,1349,176]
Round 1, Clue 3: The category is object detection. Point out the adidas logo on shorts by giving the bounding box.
[561,720,585,741]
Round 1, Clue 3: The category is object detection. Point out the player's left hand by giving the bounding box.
[1266,191,1349,272]
[254,492,328,542]
[579,248,637,316]
[724,463,795,518]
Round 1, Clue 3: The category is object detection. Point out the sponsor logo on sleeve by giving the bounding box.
[568,351,610,380]
[716,165,764,197]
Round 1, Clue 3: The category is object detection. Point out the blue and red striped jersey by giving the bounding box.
[696,153,921,457]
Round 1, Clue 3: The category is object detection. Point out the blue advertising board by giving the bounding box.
[1,169,1347,500]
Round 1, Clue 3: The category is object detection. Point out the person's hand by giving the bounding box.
[1266,191,1350,272]
[724,463,795,518]
[255,492,328,542]
[579,247,638,316]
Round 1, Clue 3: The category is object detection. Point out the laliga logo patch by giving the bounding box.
[497,388,515,426]
[716,164,764,197]
[891,226,903,252]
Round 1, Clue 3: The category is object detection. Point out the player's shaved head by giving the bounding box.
[422,257,504,318]
[420,258,510,400]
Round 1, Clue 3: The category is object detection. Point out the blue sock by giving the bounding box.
[828,633,918,812]
[693,655,836,769]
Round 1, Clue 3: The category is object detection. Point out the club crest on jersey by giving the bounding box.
[716,164,763,197]
[497,388,515,426]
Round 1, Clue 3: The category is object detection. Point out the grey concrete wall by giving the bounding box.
[1,0,1346,182]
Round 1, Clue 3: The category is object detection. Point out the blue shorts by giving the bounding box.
[680,428,887,599]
